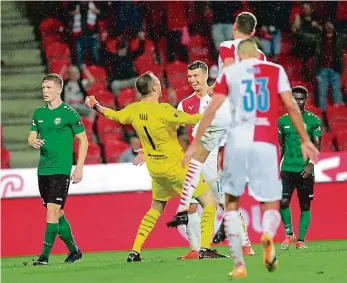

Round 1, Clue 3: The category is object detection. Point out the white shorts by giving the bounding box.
[222,139,282,202]
[191,147,224,204]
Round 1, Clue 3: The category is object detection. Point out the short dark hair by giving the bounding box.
[42,73,63,89]
[292,86,308,99]
[235,12,257,35]
[135,72,154,96]
[187,60,208,73]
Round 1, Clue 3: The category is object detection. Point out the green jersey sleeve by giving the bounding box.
[30,109,38,132]
[312,115,322,137]
[69,109,85,135]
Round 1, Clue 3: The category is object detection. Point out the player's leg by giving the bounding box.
[279,171,296,249]
[248,142,282,273]
[296,174,314,249]
[128,198,166,262]
[177,202,201,260]
[221,143,248,277]
[33,175,63,265]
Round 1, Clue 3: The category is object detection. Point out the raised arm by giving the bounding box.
[163,104,202,126]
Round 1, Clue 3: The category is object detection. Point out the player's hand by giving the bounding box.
[182,143,197,168]
[71,166,83,184]
[30,139,45,149]
[301,163,314,178]
[132,149,145,166]
[301,141,319,163]
[85,96,99,109]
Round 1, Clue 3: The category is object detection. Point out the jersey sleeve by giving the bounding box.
[104,106,132,125]
[30,109,38,132]
[312,116,322,137]
[214,73,229,96]
[69,109,85,135]
[278,66,291,93]
[218,44,235,76]
[162,104,201,126]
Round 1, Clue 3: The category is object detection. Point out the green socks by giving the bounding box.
[42,223,59,258]
[298,210,311,242]
[58,215,78,253]
[280,207,293,235]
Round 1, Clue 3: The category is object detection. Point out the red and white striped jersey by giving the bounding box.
[177,93,211,139]
[214,58,291,145]
[218,39,266,75]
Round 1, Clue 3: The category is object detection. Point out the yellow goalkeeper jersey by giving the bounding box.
[104,102,201,177]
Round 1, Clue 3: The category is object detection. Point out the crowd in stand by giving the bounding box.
[1,1,346,168]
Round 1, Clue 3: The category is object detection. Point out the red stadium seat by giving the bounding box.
[188,35,211,65]
[106,37,119,53]
[335,131,347,151]
[49,58,70,80]
[85,143,102,164]
[82,65,107,82]
[136,62,164,84]
[166,60,187,77]
[169,77,192,101]
[117,88,136,109]
[81,117,94,135]
[1,147,10,169]
[305,104,322,118]
[321,132,334,152]
[42,34,64,50]
[97,115,123,135]
[86,82,108,97]
[104,139,129,163]
[92,90,115,107]
[45,42,70,60]
[337,2,347,21]
[326,105,347,122]
[331,119,347,135]
[39,18,64,36]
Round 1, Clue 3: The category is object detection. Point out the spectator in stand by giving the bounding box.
[61,64,96,121]
[291,2,322,81]
[106,31,145,96]
[252,2,292,61]
[210,1,241,51]
[71,1,101,68]
[312,21,346,111]
[118,135,141,163]
[110,1,142,37]
[165,1,189,63]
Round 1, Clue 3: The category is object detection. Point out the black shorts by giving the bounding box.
[38,174,70,209]
[281,171,314,202]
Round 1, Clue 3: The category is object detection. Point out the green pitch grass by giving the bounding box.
[2,240,346,283]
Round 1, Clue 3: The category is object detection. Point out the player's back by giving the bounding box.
[218,58,291,146]
[123,102,200,177]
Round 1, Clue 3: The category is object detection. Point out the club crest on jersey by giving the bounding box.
[54,117,61,125]
[304,123,307,129]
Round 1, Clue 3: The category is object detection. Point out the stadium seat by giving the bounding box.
[188,35,211,65]
[117,88,136,109]
[85,143,102,164]
[321,132,334,152]
[92,90,115,107]
[39,18,64,36]
[1,147,10,169]
[45,42,70,61]
[337,2,347,21]
[166,60,187,77]
[82,65,107,82]
[331,119,347,134]
[49,58,70,80]
[104,139,129,163]
[42,34,64,51]
[326,105,347,122]
[81,117,94,136]
[97,115,123,135]
[86,82,108,97]
[305,104,322,118]
[136,62,164,84]
[335,131,347,151]
[106,37,119,53]
[169,77,192,101]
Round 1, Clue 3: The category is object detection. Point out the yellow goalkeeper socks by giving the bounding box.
[132,208,161,253]
[200,204,216,249]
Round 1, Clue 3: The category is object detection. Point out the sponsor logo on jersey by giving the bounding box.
[139,113,148,121]
[76,121,82,127]
[32,120,36,126]
[54,117,61,125]
[38,120,44,123]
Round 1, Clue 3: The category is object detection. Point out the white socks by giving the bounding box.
[239,211,252,246]
[262,209,281,238]
[178,159,203,212]
[186,212,201,251]
[224,211,245,267]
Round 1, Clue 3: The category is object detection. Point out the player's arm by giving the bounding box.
[85,96,132,124]
[278,118,285,159]
[193,74,228,147]
[28,110,44,149]
[164,104,202,126]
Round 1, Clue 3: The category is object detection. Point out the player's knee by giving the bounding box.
[46,204,61,223]
[188,203,198,214]
[280,198,290,209]
[299,201,311,211]
[225,194,239,211]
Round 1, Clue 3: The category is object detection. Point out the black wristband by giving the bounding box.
[93,103,100,111]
